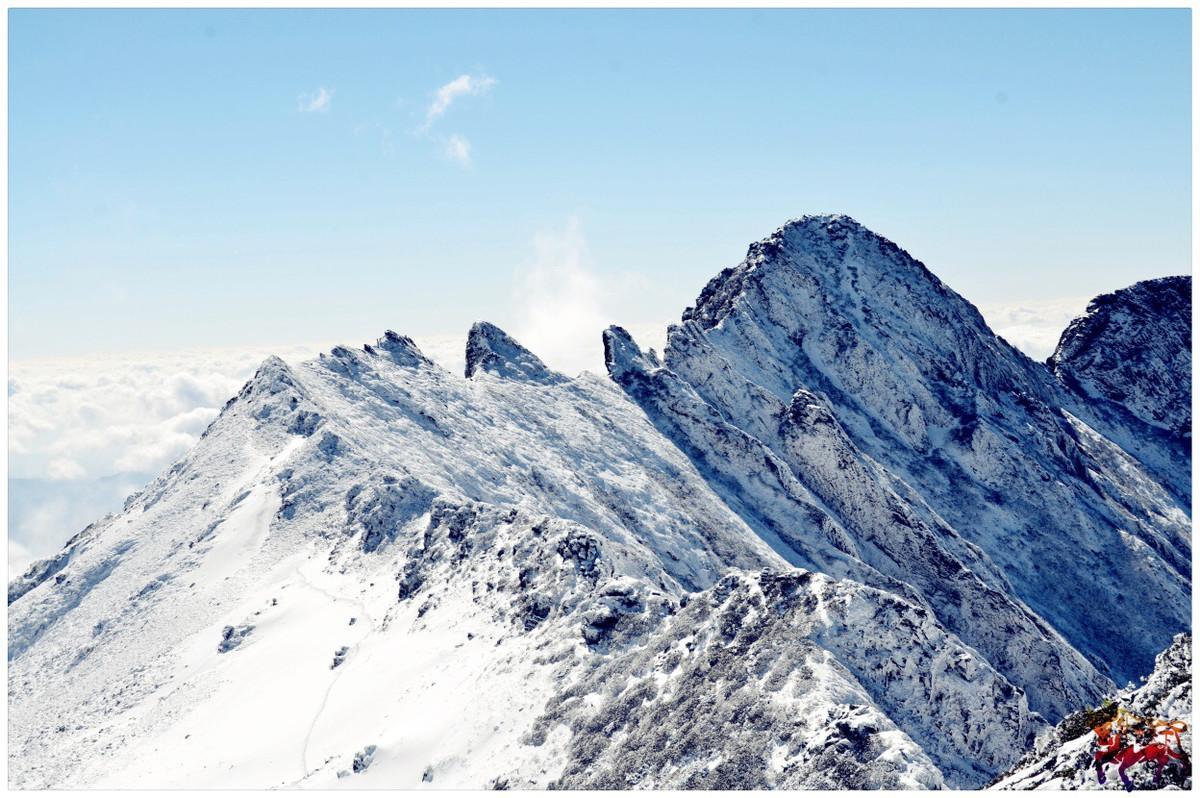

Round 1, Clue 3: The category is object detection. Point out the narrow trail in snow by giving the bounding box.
[294,558,379,782]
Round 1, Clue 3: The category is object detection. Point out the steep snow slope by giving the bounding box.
[10,326,1045,789]
[992,634,1191,790]
[607,215,1189,696]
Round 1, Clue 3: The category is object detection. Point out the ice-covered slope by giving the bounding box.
[8,216,1190,790]
[992,634,1192,791]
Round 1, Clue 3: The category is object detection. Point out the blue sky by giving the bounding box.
[6,8,1192,574]
[9,8,1192,364]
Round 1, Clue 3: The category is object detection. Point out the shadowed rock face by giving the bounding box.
[608,214,1189,708]
[1050,276,1191,441]
[465,321,567,384]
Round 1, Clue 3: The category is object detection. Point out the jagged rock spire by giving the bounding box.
[465,321,566,384]
[373,330,433,368]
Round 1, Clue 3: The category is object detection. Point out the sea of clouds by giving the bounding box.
[6,337,469,577]
[977,296,1091,363]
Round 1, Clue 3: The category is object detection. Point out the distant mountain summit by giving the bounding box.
[1050,275,1191,441]
[612,214,1187,692]
[9,217,1190,790]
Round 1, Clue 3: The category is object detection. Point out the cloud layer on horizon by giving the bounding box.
[977,296,1090,362]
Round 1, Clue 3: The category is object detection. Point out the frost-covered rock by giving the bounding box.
[610,215,1188,697]
[344,473,437,553]
[217,624,254,653]
[535,570,1041,789]
[608,318,1108,721]
[1049,276,1192,505]
[465,321,567,384]
[1050,276,1191,441]
[352,744,377,773]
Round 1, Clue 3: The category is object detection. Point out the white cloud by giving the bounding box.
[46,458,86,481]
[410,334,469,378]
[8,474,152,578]
[7,337,479,570]
[423,73,495,130]
[977,296,1090,361]
[9,538,35,581]
[509,218,669,377]
[444,134,472,167]
[8,344,320,484]
[512,218,608,376]
[297,86,334,113]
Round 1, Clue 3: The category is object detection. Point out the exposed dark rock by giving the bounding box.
[465,321,567,384]
[217,624,253,653]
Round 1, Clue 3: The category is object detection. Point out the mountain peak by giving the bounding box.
[464,321,566,384]
[372,330,433,368]
[779,212,866,234]
[236,355,305,404]
[1049,275,1192,439]
[602,325,656,382]
[682,214,939,331]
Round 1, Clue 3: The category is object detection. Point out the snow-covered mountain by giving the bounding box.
[1049,275,1192,504]
[1050,276,1191,442]
[8,216,1190,789]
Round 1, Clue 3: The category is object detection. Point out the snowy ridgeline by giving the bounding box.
[7,215,1192,789]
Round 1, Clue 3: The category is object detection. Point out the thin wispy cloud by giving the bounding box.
[444,134,472,167]
[512,218,610,376]
[509,217,670,376]
[297,86,334,113]
[423,73,495,130]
